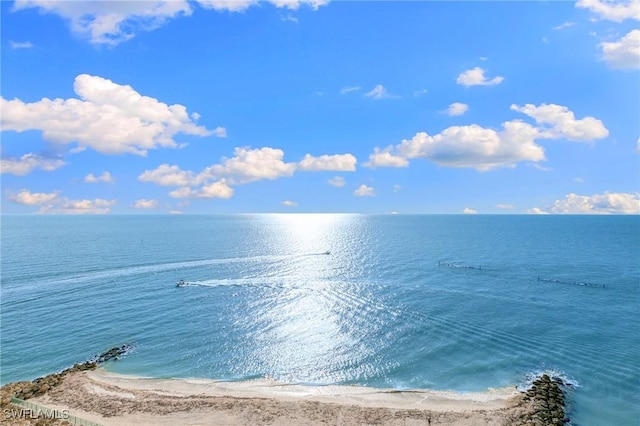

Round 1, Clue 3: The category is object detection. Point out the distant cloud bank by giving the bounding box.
[530,192,640,214]
[8,189,116,214]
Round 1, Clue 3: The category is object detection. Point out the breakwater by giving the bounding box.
[439,260,607,290]
[1,344,133,404]
[512,374,570,425]
[537,276,605,289]
[438,261,482,270]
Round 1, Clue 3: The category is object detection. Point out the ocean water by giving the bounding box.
[1,214,638,425]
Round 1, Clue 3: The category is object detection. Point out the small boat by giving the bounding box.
[324,250,331,255]
[176,280,187,287]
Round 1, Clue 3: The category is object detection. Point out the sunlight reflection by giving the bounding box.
[269,213,347,254]
[244,214,376,383]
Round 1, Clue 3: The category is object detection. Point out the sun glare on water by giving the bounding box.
[241,214,377,383]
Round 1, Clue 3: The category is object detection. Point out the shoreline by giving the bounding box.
[82,368,522,410]
[4,367,534,425]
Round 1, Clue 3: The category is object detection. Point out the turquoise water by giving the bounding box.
[1,214,638,425]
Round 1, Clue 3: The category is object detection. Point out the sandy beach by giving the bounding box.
[8,368,533,425]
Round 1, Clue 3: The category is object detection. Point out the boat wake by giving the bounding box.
[304,250,332,256]
[6,255,293,294]
[177,277,285,289]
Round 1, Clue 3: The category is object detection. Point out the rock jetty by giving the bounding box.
[510,374,570,425]
[90,344,133,364]
[2,344,133,404]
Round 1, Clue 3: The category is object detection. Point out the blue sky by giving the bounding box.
[1,0,639,214]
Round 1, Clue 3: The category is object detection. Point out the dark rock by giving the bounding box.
[91,344,133,364]
[7,343,133,402]
[512,374,569,425]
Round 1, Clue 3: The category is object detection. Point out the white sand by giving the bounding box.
[30,368,526,425]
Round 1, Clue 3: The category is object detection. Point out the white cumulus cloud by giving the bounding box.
[576,0,640,22]
[85,171,114,183]
[456,67,504,87]
[366,103,607,172]
[8,189,58,205]
[511,103,609,141]
[169,179,234,199]
[134,199,159,209]
[599,29,640,70]
[203,147,296,184]
[463,207,478,214]
[1,154,65,175]
[138,148,357,201]
[395,121,544,171]
[363,147,409,168]
[198,180,234,198]
[281,200,298,206]
[447,102,469,116]
[527,207,549,215]
[354,184,375,197]
[550,192,640,214]
[8,189,116,214]
[298,153,357,172]
[42,198,116,214]
[1,74,218,156]
[139,164,196,187]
